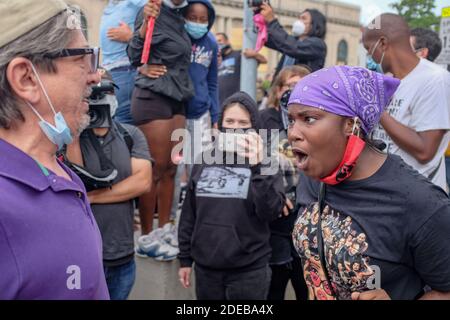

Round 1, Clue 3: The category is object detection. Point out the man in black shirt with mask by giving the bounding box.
[216,32,267,106]
[65,77,153,300]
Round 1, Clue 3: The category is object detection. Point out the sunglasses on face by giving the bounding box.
[44,47,100,73]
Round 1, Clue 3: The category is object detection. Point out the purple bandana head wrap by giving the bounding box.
[288,66,400,134]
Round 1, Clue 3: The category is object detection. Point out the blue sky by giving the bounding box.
[337,0,450,24]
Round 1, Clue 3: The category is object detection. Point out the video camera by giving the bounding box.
[248,0,270,14]
[87,80,118,129]
[56,79,120,192]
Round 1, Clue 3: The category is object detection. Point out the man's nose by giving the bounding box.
[87,70,102,86]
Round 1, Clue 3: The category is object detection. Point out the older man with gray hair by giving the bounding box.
[0,0,109,299]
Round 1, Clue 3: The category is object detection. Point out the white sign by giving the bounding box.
[435,7,450,66]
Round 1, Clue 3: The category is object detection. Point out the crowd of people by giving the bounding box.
[1,0,450,301]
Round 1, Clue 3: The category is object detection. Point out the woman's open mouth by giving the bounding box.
[293,148,309,170]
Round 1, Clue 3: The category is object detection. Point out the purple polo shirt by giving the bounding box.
[0,139,109,300]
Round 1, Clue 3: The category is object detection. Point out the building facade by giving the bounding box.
[67,0,362,76]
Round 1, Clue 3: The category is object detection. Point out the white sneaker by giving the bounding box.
[161,223,178,248]
[136,234,179,261]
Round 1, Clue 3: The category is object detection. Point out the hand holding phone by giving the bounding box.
[218,132,264,166]
[238,132,264,165]
[218,132,247,154]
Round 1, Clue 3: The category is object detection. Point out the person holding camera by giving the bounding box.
[258,1,327,75]
[65,78,153,300]
[259,65,311,300]
[0,0,108,299]
[127,0,193,236]
[178,91,286,300]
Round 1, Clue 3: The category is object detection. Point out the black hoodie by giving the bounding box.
[178,92,286,271]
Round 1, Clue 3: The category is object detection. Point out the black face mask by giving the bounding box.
[279,89,292,130]
[218,127,254,134]
[221,45,231,57]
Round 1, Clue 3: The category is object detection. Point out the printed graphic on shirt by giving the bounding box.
[196,167,251,199]
[370,97,403,153]
[191,44,213,68]
[293,203,379,300]
[218,57,236,77]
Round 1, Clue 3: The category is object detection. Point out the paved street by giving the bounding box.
[129,255,196,300]
[129,230,296,300]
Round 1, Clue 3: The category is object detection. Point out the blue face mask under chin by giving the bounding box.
[36,112,73,150]
[366,56,384,74]
[25,64,73,150]
[184,21,209,39]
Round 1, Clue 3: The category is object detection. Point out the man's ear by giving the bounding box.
[379,36,389,51]
[419,48,429,60]
[6,58,41,105]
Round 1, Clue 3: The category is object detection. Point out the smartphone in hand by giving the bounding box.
[218,132,248,154]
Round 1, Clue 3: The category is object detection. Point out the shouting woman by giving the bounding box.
[288,66,450,300]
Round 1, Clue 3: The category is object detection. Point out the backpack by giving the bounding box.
[115,122,134,155]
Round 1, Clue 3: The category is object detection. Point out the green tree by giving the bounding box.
[390,0,440,29]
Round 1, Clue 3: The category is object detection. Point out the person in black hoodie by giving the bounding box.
[127,0,194,235]
[259,2,327,75]
[178,92,285,300]
[260,65,311,301]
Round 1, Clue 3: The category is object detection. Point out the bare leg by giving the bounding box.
[138,115,185,234]
[156,115,186,227]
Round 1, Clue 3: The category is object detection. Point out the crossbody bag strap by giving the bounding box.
[317,182,338,299]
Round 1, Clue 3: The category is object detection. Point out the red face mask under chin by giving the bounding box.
[320,120,366,185]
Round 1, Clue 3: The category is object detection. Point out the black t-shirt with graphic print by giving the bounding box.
[293,154,450,300]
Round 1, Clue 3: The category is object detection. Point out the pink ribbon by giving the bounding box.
[253,14,267,52]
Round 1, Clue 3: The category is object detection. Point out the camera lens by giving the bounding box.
[87,104,111,129]
[89,109,99,125]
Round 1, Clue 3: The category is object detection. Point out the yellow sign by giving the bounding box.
[443,7,450,18]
